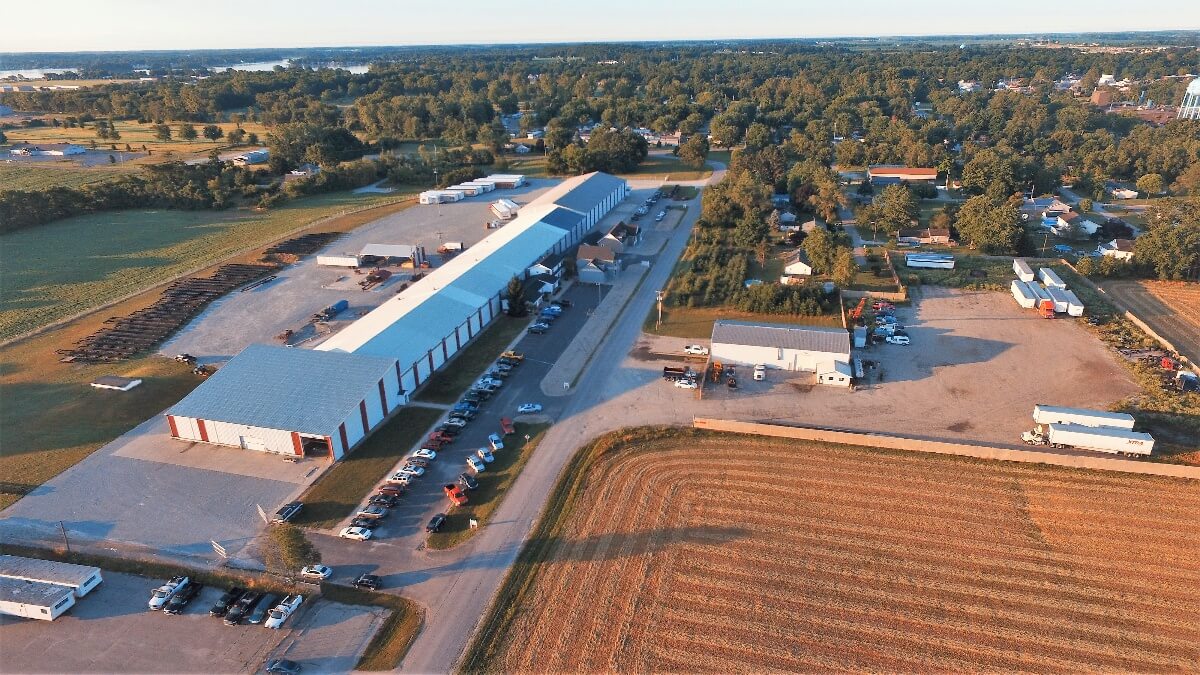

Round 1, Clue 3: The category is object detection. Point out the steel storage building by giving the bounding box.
[711,320,852,386]
[0,578,76,621]
[318,172,629,394]
[165,344,402,460]
[0,555,103,598]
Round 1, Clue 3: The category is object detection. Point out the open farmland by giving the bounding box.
[3,118,271,161]
[1101,279,1200,371]
[467,429,1200,673]
[0,190,411,342]
[0,163,135,191]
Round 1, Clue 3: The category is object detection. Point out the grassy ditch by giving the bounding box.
[426,423,550,550]
[293,406,444,529]
[415,315,531,404]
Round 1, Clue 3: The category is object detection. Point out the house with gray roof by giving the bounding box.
[711,320,853,386]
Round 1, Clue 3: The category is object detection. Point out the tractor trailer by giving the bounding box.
[1022,423,1154,456]
[1031,405,1135,430]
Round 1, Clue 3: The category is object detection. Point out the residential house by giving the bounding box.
[1052,211,1100,236]
[1098,238,1135,261]
[597,221,641,255]
[896,228,951,245]
[781,249,814,283]
[1110,187,1138,200]
[527,252,565,278]
[576,244,617,284]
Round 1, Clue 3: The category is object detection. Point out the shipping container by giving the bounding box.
[1012,258,1035,282]
[1038,267,1067,289]
[1032,404,1136,430]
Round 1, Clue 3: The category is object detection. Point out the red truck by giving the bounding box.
[443,484,469,507]
[499,417,515,435]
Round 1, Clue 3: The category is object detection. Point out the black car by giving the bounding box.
[435,424,461,437]
[496,358,519,367]
[210,587,246,617]
[352,573,381,590]
[368,494,399,508]
[163,582,203,615]
[458,473,479,491]
[247,593,281,624]
[350,517,376,529]
[265,659,301,675]
[224,591,263,625]
[272,501,303,524]
[426,513,447,533]
[462,392,484,403]
[528,324,548,335]
[553,299,572,308]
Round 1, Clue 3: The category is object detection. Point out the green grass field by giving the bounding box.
[0,163,136,191]
[644,304,842,338]
[426,423,549,550]
[616,155,712,181]
[0,190,410,342]
[4,119,271,160]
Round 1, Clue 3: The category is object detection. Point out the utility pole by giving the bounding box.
[58,521,70,553]
[655,290,665,331]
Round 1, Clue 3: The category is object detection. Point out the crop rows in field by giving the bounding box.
[477,433,1200,673]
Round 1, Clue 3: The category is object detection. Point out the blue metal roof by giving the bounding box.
[540,206,584,232]
[166,344,396,434]
[548,172,626,214]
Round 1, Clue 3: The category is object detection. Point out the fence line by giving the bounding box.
[692,417,1200,480]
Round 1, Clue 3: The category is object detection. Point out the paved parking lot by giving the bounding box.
[0,571,301,673]
[162,179,558,363]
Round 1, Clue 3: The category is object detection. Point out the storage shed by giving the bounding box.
[711,320,851,385]
[1013,258,1035,282]
[165,344,402,460]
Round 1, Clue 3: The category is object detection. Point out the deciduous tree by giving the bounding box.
[954,195,1021,254]
[202,124,224,142]
[261,524,321,577]
[178,123,198,140]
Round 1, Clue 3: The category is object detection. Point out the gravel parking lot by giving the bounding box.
[1,571,296,673]
[162,179,558,363]
[609,287,1140,448]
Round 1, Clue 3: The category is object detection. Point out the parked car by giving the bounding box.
[300,565,332,581]
[162,582,202,615]
[675,378,698,389]
[396,465,424,478]
[488,433,505,451]
[388,473,415,486]
[149,576,189,610]
[536,312,556,322]
[553,299,572,308]
[499,417,516,434]
[412,448,437,460]
[684,344,709,356]
[493,362,513,374]
[500,350,524,362]
[542,305,563,315]
[462,392,484,404]
[753,364,766,381]
[426,514,447,533]
[886,335,911,345]
[443,417,468,429]
[272,501,303,524]
[352,574,381,590]
[377,484,406,496]
[477,447,495,463]
[434,424,461,437]
[458,473,479,491]
[339,526,373,541]
[350,517,376,529]
[369,494,399,508]
[209,587,245,617]
[467,456,486,472]
[517,403,543,414]
[655,211,666,222]
[444,483,469,506]
[264,594,304,629]
[356,505,389,519]
[247,593,281,624]
[265,659,301,675]
[529,323,550,334]
[224,591,263,625]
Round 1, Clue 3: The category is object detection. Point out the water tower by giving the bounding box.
[1179,77,1200,121]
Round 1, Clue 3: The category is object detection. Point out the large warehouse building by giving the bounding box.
[711,320,853,387]
[166,171,628,459]
[166,345,402,459]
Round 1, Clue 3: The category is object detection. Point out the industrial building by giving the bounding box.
[867,165,937,183]
[711,320,852,387]
[318,172,628,394]
[166,344,402,459]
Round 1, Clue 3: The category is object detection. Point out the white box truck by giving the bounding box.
[1022,423,1154,456]
[1031,404,1136,429]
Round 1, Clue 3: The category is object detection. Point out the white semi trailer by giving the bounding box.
[1023,423,1154,456]
[1031,404,1135,430]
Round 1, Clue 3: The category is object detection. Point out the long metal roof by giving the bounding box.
[712,320,850,355]
[0,578,75,607]
[0,555,100,587]
[317,174,622,363]
[166,344,397,434]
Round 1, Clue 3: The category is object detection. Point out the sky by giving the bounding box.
[3,0,1199,53]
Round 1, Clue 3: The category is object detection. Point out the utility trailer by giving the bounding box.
[1023,423,1154,456]
[1032,404,1136,430]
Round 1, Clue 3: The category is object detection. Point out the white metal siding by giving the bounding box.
[171,415,202,441]
[0,593,75,621]
[342,409,366,450]
[206,420,294,454]
[712,343,848,373]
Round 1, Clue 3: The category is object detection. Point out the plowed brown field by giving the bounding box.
[467,429,1200,673]
[1101,280,1200,369]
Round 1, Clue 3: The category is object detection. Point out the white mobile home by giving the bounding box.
[1013,258,1035,282]
[904,253,955,269]
[0,555,103,598]
[1039,267,1067,289]
[0,579,76,621]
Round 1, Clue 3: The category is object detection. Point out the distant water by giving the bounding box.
[0,68,73,79]
[214,60,370,73]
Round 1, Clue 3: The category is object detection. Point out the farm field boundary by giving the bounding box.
[0,193,415,347]
[692,418,1200,479]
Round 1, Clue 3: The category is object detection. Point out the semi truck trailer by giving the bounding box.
[1031,404,1136,430]
[1022,423,1154,456]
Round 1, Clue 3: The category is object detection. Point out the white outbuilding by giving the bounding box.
[711,320,852,386]
[0,579,76,621]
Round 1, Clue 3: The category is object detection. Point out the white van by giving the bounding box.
[753,364,766,381]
